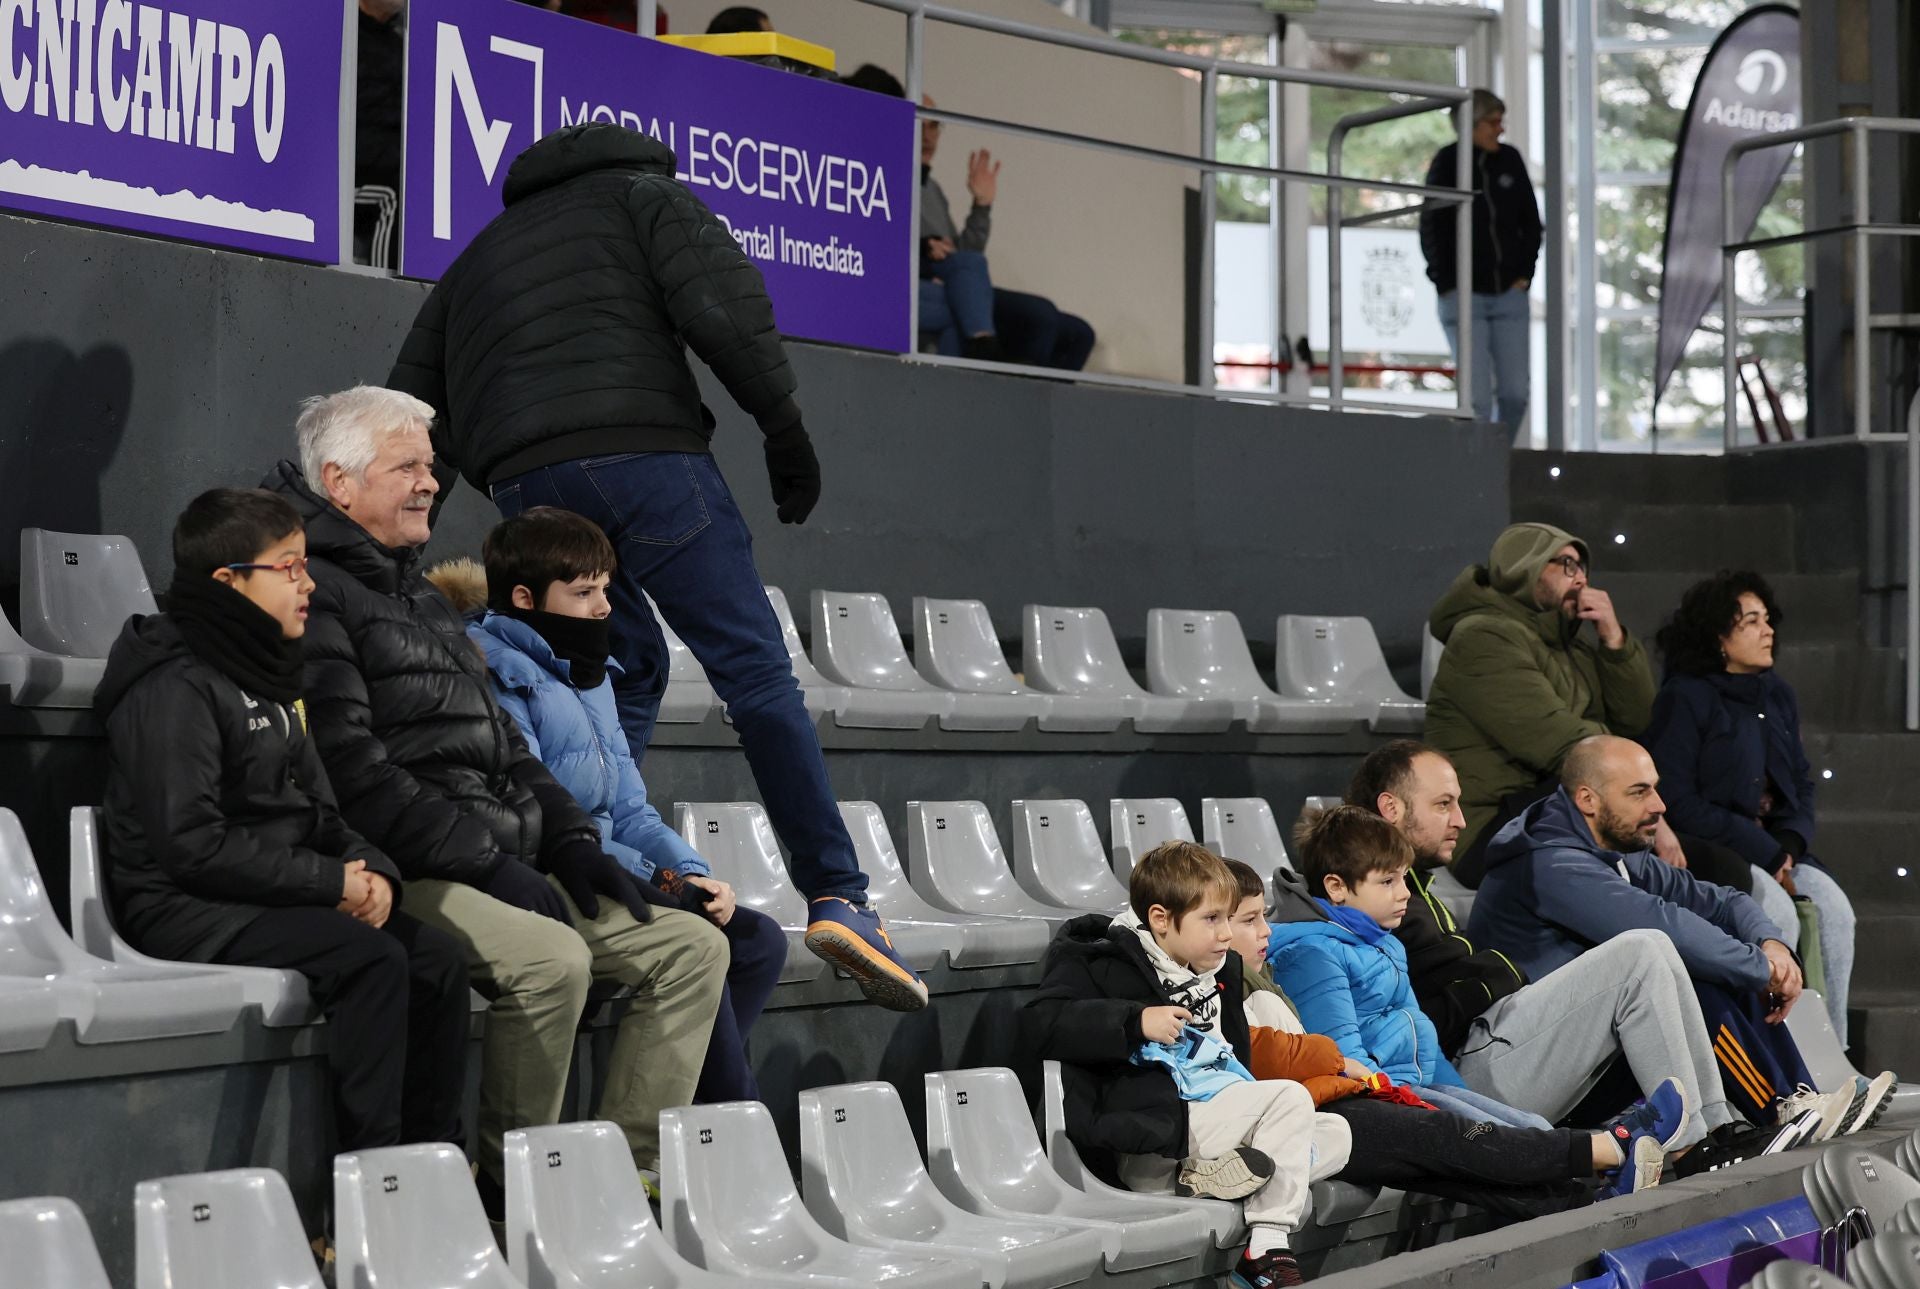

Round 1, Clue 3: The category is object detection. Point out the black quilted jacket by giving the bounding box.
[263,461,598,885]
[387,123,802,492]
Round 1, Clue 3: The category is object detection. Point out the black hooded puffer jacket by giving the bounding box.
[387,123,801,491]
[263,461,597,883]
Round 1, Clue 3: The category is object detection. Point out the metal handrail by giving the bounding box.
[1909,386,1919,730]
[640,0,1473,410]
[1327,96,1475,416]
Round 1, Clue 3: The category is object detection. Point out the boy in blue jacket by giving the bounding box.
[438,507,786,1102]
[1268,806,1552,1130]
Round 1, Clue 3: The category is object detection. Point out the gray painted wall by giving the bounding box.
[0,213,1508,669]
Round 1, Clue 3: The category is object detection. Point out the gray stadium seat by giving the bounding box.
[905,801,1079,923]
[673,802,828,983]
[914,596,1125,733]
[1273,614,1426,733]
[659,1100,982,1289]
[1108,798,1194,881]
[923,1067,1209,1275]
[69,807,315,1027]
[1421,630,1444,700]
[1200,797,1291,899]
[815,590,1036,731]
[1426,865,1478,930]
[839,802,1050,967]
[1804,1141,1920,1232]
[1302,796,1342,816]
[0,806,245,1043]
[677,800,959,976]
[0,1196,111,1289]
[765,586,860,721]
[335,1143,524,1288]
[768,585,943,730]
[1021,604,1234,734]
[1786,989,1863,1094]
[798,1080,1105,1289]
[1039,1060,1244,1253]
[503,1119,751,1289]
[0,976,59,1054]
[1740,1264,1848,1289]
[0,602,103,707]
[1144,609,1366,734]
[134,1167,322,1289]
[21,527,159,658]
[652,598,723,725]
[1008,799,1130,912]
[1849,1230,1920,1289]
[1890,1196,1920,1237]
[1896,1127,1920,1179]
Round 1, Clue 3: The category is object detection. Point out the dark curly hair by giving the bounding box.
[1654,571,1784,677]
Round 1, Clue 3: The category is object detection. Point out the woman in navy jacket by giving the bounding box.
[1640,572,1855,1044]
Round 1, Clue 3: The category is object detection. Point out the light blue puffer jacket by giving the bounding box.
[469,612,707,882]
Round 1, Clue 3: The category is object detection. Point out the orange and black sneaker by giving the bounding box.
[804,897,929,1012]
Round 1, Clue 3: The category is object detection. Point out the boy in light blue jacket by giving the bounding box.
[1267,806,1551,1130]
[433,507,785,1102]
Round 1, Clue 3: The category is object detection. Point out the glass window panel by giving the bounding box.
[1596,48,1705,175]
[1598,0,1742,41]
[1594,315,1805,450]
[1306,41,1462,224]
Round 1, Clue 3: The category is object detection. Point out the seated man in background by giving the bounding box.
[1349,739,1761,1161]
[265,385,727,1222]
[1469,735,1894,1138]
[98,487,470,1157]
[1425,522,1663,886]
[429,507,787,1105]
[841,64,1097,371]
[706,5,770,31]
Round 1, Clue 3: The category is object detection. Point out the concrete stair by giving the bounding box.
[1513,450,1919,1077]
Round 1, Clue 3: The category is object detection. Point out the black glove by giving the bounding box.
[547,839,657,923]
[480,858,572,926]
[763,424,821,525]
[653,866,719,916]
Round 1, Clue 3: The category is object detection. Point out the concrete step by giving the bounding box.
[1848,991,1920,1078]
[1798,811,1920,910]
[1850,913,1920,995]
[1800,732,1920,807]
[1512,451,1732,507]
[1503,499,1799,574]
[1603,570,1860,647]
[1773,642,1906,732]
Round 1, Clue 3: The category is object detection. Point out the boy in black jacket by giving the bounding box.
[97,488,470,1152]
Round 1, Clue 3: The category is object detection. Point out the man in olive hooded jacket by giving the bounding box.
[1425,522,1655,885]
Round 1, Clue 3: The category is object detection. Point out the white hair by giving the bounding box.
[296,386,435,489]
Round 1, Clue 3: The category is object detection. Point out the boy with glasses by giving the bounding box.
[96,488,471,1155]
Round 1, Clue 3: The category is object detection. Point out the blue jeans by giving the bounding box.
[694,908,787,1103]
[1419,1082,1554,1130]
[919,248,996,340]
[1437,287,1530,431]
[993,288,1096,371]
[492,452,868,903]
[1749,862,1856,1047]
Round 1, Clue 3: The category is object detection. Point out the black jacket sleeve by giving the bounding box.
[294,717,403,895]
[386,283,465,505]
[1419,143,1459,289]
[108,677,344,907]
[1506,147,1543,279]
[500,716,601,865]
[631,176,802,435]
[1396,882,1527,1054]
[1023,950,1146,1066]
[301,594,505,884]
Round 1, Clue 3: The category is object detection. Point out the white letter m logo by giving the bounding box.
[433,23,544,240]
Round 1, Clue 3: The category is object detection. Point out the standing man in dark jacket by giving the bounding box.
[97,487,470,1154]
[1418,88,1540,434]
[1346,740,1734,1150]
[387,122,926,1012]
[265,385,727,1218]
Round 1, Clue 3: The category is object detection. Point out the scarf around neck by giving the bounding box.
[167,573,304,704]
[505,607,612,690]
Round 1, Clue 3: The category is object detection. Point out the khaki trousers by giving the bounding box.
[404,876,727,1177]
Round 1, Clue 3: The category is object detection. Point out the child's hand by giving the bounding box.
[1140,1006,1192,1045]
[1342,1058,1373,1081]
[337,860,372,914]
[684,875,735,926]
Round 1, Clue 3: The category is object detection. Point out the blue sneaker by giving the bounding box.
[1597,1133,1665,1200]
[805,897,929,1012]
[1602,1075,1692,1154]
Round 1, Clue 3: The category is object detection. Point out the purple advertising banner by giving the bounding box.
[0,0,346,261]
[402,0,914,352]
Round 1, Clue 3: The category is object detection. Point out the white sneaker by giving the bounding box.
[1841,1071,1898,1135]
[1775,1084,1855,1143]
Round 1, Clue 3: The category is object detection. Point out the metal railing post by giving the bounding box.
[1454,96,1473,422]
[1200,69,1218,391]
[1723,152,1740,450]
[905,8,925,358]
[638,0,657,37]
[1853,122,1871,439]
[1908,387,1919,730]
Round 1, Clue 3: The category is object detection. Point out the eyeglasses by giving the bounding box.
[1549,554,1587,578]
[225,557,309,583]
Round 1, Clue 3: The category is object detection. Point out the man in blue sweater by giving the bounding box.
[1470,736,1889,1135]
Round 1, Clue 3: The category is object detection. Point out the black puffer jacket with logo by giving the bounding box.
[1418,141,1542,295]
[387,123,802,491]
[264,461,598,884]
[94,612,401,963]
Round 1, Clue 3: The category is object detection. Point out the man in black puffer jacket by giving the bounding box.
[264,385,728,1218]
[387,122,926,1013]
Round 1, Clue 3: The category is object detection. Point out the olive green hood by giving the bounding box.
[1429,522,1590,647]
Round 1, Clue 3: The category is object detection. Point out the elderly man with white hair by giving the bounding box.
[264,385,727,1225]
